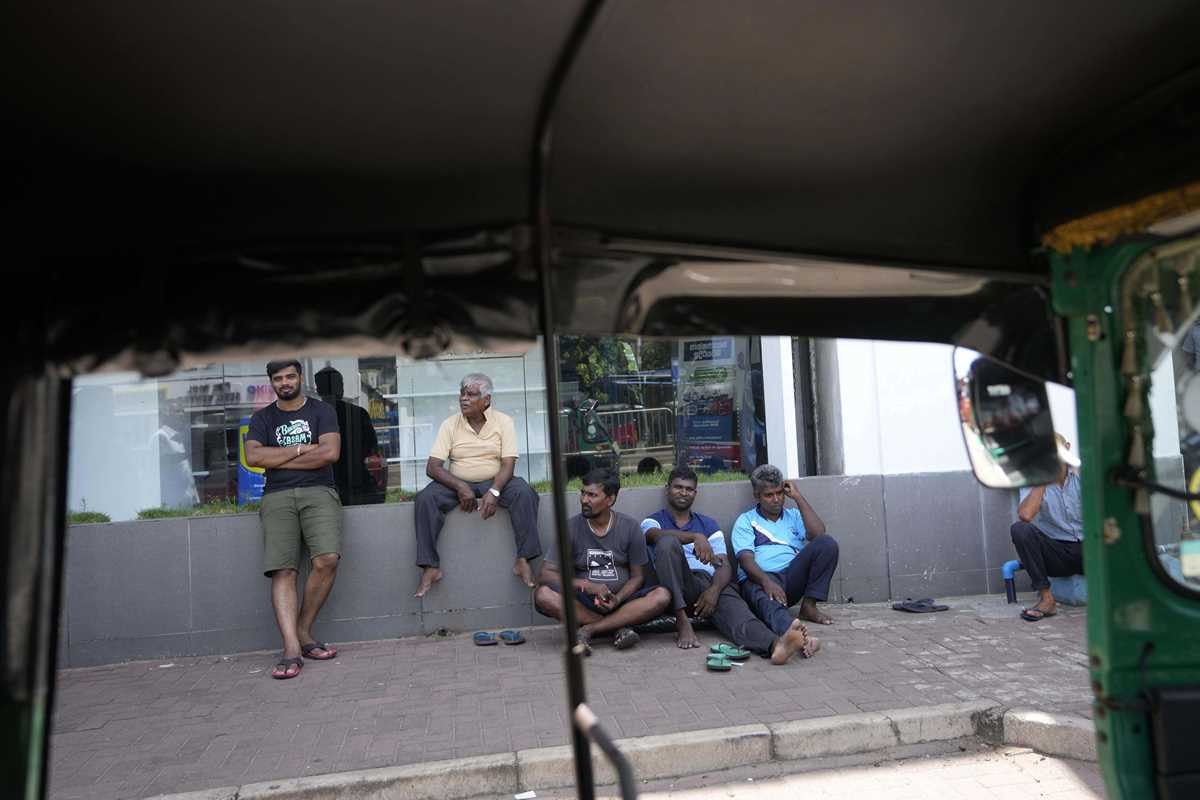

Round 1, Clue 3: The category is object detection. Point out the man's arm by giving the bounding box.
[283,433,341,469]
[693,555,731,618]
[615,562,646,604]
[245,440,303,469]
[739,551,788,604]
[643,524,715,563]
[478,457,516,520]
[426,456,478,512]
[784,480,826,539]
[1017,486,1047,522]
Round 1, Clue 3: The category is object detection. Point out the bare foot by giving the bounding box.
[513,558,535,588]
[414,567,442,598]
[798,597,834,625]
[675,615,699,649]
[801,635,822,658]
[771,619,813,664]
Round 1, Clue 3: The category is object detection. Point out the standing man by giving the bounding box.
[534,468,670,654]
[414,373,542,597]
[1011,434,1084,622]
[245,359,343,679]
[733,465,839,637]
[642,467,817,662]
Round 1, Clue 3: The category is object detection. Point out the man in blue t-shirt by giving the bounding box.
[732,464,839,638]
[1010,434,1084,622]
[642,467,817,663]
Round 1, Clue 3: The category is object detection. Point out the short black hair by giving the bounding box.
[667,465,698,486]
[266,359,303,378]
[581,467,620,499]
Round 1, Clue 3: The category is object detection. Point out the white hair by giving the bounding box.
[460,373,493,399]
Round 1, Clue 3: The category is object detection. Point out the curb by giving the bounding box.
[145,701,1095,800]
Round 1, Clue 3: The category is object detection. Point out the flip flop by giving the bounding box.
[575,629,592,657]
[892,598,949,613]
[709,643,751,661]
[271,656,303,680]
[473,631,499,646]
[498,630,526,645]
[1020,607,1057,622]
[301,641,338,660]
[613,627,640,650]
[706,654,732,672]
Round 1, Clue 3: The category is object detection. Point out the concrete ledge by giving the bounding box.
[239,752,517,800]
[1003,708,1098,762]
[145,702,1100,800]
[517,723,771,789]
[771,712,896,759]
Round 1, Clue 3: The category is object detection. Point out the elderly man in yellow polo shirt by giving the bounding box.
[413,373,542,597]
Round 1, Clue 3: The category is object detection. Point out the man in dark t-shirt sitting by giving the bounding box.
[246,359,343,679]
[534,468,670,655]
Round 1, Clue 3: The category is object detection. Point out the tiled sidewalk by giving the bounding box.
[47,594,1090,799]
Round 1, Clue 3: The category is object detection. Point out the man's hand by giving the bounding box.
[479,491,499,520]
[692,534,715,565]
[456,485,478,512]
[693,585,720,618]
[763,577,788,605]
[783,480,802,502]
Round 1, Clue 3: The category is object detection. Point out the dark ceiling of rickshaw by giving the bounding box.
[3,1,1200,372]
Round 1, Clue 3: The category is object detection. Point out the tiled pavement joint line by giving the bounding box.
[144,702,1098,800]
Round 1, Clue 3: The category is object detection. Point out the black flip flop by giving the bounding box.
[892,598,949,613]
[301,641,338,660]
[1020,607,1057,622]
[271,656,303,679]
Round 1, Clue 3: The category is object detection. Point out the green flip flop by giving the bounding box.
[709,643,751,661]
[706,654,733,672]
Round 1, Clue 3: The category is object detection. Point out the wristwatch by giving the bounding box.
[489,487,501,498]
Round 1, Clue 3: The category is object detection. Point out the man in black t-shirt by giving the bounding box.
[534,468,671,654]
[246,359,343,679]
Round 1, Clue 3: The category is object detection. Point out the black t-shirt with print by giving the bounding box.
[247,397,339,493]
[549,511,649,595]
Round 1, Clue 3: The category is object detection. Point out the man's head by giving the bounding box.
[580,467,620,519]
[750,464,786,517]
[266,359,304,402]
[666,465,698,513]
[459,373,493,417]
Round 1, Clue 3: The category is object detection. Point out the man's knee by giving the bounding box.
[810,534,838,556]
[415,483,440,510]
[1011,521,1037,545]
[534,585,560,614]
[646,586,672,613]
[504,477,534,496]
[311,553,340,573]
[654,536,684,559]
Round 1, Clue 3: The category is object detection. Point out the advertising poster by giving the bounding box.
[677,337,740,471]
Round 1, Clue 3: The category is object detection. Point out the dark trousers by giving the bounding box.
[1010,521,1082,591]
[651,537,777,656]
[414,477,542,567]
[738,534,839,636]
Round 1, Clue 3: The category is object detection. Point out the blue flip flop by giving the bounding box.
[473,631,498,646]
[498,630,526,645]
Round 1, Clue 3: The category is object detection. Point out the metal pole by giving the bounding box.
[530,3,605,797]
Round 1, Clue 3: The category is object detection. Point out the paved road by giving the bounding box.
[48,594,1091,799]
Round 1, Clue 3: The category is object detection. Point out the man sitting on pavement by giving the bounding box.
[414,373,542,597]
[534,468,671,654]
[1010,434,1084,622]
[642,466,818,662]
[733,465,839,637]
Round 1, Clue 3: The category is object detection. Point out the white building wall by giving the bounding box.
[835,340,971,476]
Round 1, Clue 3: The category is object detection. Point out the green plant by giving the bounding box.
[136,499,259,520]
[67,510,111,524]
[386,488,417,504]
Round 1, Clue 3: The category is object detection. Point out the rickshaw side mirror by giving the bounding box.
[954,348,1072,489]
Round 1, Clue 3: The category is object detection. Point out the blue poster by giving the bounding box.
[237,417,265,506]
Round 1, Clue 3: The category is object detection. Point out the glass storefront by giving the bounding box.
[67,337,770,522]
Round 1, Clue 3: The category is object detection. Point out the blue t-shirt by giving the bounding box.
[1018,471,1084,542]
[731,505,807,579]
[640,509,726,577]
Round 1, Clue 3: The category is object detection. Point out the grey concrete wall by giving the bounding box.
[61,471,1022,667]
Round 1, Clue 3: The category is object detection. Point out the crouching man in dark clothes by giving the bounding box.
[642,466,817,663]
[534,468,670,655]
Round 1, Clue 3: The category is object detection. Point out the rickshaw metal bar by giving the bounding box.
[530,2,607,798]
[574,704,639,800]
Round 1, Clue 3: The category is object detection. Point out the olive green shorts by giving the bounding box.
[260,486,343,575]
